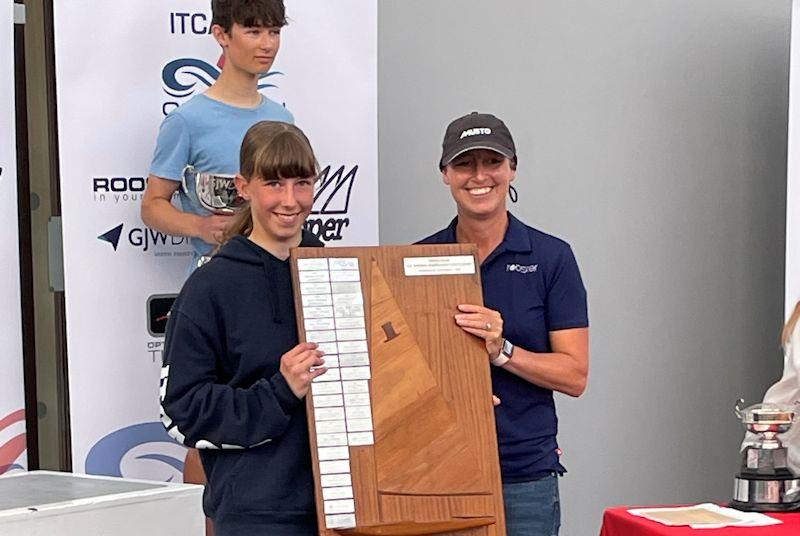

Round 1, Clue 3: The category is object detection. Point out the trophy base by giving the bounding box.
[729,499,800,512]
[731,474,800,512]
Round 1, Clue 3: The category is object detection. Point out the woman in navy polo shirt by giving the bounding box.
[419,112,590,536]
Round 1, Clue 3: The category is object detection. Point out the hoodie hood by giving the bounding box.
[209,231,323,323]
[213,230,324,265]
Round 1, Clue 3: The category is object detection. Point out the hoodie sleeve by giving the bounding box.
[160,309,303,449]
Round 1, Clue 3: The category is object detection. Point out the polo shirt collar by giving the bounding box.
[446,212,533,263]
[500,212,533,254]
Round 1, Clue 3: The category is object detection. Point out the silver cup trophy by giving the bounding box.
[731,399,800,511]
[182,165,248,267]
[182,165,248,215]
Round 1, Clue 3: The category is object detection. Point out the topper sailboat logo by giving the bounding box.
[303,165,359,242]
[312,165,358,215]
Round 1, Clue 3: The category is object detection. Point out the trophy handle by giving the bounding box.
[735,398,745,419]
[181,165,195,195]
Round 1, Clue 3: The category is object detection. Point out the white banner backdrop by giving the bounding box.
[0,1,27,475]
[54,0,377,480]
[788,0,800,317]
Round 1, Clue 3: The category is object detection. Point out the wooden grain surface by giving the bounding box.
[290,244,506,536]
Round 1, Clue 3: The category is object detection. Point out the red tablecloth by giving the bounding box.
[600,506,800,535]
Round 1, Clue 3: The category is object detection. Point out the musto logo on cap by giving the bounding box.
[460,127,492,139]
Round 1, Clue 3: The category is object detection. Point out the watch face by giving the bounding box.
[502,339,514,358]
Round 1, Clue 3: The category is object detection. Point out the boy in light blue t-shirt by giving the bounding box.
[142,0,293,274]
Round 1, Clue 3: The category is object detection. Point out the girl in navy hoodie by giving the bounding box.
[160,121,326,535]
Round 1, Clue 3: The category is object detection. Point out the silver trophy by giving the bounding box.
[731,399,800,511]
[182,165,248,268]
[181,165,248,215]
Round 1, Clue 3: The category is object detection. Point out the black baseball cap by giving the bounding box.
[439,112,517,169]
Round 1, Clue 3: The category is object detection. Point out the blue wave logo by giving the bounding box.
[162,58,283,99]
[86,422,186,482]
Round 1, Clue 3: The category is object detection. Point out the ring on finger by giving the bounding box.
[485,322,492,331]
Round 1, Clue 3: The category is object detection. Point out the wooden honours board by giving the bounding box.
[290,244,506,536]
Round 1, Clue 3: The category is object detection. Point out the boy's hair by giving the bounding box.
[211,0,287,32]
[223,121,318,241]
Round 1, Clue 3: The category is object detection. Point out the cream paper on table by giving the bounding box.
[628,503,782,529]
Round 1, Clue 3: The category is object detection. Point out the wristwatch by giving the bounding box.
[491,339,514,367]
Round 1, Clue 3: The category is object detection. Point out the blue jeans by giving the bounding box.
[503,474,561,536]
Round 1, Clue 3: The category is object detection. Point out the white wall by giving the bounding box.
[1,0,27,474]
[787,0,800,315]
[378,1,790,533]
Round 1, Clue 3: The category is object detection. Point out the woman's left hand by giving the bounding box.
[454,304,504,360]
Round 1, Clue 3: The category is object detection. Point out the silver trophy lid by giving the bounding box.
[736,399,796,426]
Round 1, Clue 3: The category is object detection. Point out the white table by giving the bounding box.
[0,470,204,535]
